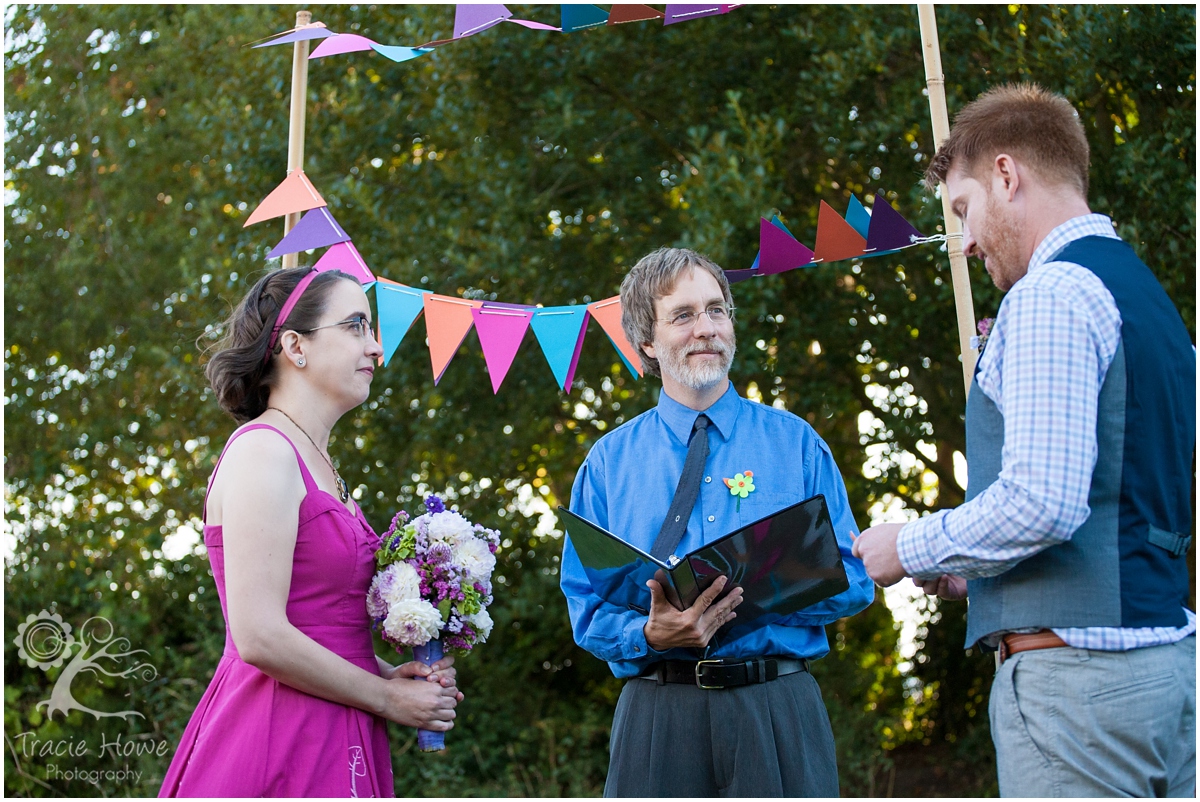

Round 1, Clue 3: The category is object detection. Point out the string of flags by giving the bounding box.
[243,171,933,394]
[249,4,746,65]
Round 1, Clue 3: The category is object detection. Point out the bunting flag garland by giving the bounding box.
[371,44,436,63]
[424,294,484,384]
[375,282,430,366]
[811,200,868,263]
[865,191,927,252]
[243,171,326,227]
[472,304,535,393]
[664,5,727,25]
[587,297,643,378]
[530,306,591,392]
[312,240,376,284]
[251,25,336,48]
[266,206,351,258]
[562,5,610,32]
[309,33,378,59]
[453,4,512,38]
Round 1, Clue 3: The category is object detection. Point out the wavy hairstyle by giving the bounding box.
[202,267,360,423]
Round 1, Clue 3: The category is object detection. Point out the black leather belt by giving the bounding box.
[637,656,809,690]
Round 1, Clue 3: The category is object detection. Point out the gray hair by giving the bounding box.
[619,247,733,378]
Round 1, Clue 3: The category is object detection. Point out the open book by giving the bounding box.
[559,494,850,638]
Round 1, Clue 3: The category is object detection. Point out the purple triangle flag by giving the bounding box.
[252,27,337,48]
[472,304,534,393]
[724,268,757,284]
[758,217,814,275]
[454,4,512,38]
[866,192,925,252]
[313,240,375,284]
[267,207,351,258]
[664,5,724,25]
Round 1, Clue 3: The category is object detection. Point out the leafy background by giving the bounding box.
[5,4,1194,796]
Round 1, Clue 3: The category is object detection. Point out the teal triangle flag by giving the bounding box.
[846,195,872,240]
[376,284,430,367]
[530,306,590,391]
[562,4,609,32]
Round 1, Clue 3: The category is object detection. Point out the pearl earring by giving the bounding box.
[297,357,306,367]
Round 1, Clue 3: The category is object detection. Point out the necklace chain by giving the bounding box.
[266,407,350,503]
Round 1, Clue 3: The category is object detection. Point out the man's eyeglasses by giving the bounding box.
[658,304,735,329]
[298,316,374,340]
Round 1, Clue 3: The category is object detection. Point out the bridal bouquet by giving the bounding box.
[367,495,500,751]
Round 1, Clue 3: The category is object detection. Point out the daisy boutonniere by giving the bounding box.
[971,317,996,354]
[723,471,756,512]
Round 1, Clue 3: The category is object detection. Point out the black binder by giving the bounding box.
[559,494,850,638]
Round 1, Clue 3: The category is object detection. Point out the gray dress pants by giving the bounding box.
[603,669,839,797]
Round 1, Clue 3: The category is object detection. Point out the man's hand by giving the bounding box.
[913,574,968,600]
[643,572,743,651]
[851,523,908,587]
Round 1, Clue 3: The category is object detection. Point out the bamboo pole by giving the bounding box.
[917,4,977,397]
[282,10,312,270]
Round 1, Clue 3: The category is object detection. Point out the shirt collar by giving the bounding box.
[656,381,741,445]
[1028,213,1120,273]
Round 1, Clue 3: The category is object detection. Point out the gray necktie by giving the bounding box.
[650,414,711,562]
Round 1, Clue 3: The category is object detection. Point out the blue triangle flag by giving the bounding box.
[530,306,590,391]
[562,4,610,32]
[846,195,872,240]
[375,284,431,367]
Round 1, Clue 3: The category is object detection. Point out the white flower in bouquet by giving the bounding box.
[382,598,444,646]
[366,562,422,618]
[425,510,473,544]
[455,535,497,583]
[466,609,494,642]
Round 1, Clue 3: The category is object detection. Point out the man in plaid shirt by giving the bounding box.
[853,84,1194,797]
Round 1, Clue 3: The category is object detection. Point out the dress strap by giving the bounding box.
[203,423,320,522]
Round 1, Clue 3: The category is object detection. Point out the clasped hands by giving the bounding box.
[852,523,967,600]
[379,655,463,732]
[643,571,744,651]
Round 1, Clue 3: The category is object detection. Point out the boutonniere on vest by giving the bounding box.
[723,471,756,512]
[971,317,996,353]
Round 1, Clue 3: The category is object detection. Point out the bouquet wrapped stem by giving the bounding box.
[412,639,446,752]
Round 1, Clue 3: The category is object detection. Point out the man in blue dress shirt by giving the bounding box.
[560,246,874,797]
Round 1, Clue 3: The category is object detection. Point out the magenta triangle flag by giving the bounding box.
[758,217,814,275]
[312,241,375,284]
[472,304,534,393]
[267,207,351,258]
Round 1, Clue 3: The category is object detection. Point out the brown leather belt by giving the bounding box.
[998,630,1069,665]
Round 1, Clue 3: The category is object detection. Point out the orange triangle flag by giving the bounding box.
[244,171,327,227]
[607,4,665,24]
[811,201,867,263]
[423,294,483,384]
[588,297,644,377]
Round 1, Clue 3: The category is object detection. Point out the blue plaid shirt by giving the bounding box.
[897,214,1196,650]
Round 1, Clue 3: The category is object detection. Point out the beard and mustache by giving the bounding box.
[976,193,1028,292]
[657,331,737,392]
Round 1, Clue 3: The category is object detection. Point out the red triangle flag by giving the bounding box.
[607,4,665,24]
[812,201,867,263]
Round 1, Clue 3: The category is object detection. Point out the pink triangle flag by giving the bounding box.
[472,304,534,393]
[312,241,375,285]
[309,33,377,59]
[758,217,814,274]
[244,171,327,227]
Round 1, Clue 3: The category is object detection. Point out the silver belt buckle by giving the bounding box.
[695,659,723,689]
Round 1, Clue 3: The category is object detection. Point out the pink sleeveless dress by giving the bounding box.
[160,424,394,798]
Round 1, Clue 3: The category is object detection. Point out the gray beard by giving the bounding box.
[659,337,736,392]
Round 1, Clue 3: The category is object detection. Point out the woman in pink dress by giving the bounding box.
[161,267,462,797]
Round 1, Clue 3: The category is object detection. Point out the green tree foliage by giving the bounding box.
[5,4,1193,797]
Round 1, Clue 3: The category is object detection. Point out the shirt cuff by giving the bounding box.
[897,513,948,579]
[623,615,654,661]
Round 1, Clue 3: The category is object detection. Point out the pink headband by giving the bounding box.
[264,269,318,364]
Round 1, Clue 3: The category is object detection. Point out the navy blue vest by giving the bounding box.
[963,236,1195,647]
